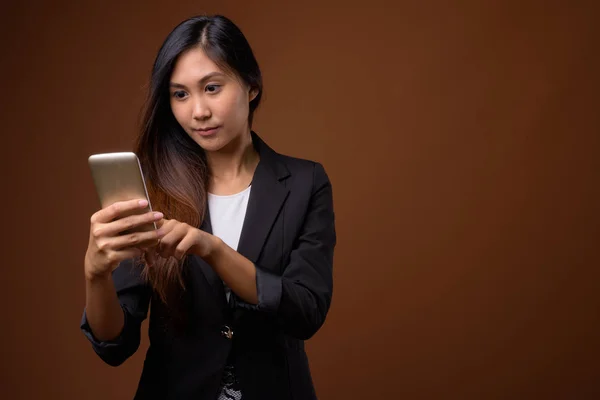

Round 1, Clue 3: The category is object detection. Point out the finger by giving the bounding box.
[91,199,149,224]
[156,218,178,233]
[136,237,160,250]
[99,211,164,238]
[157,224,188,258]
[105,247,144,268]
[110,228,165,251]
[174,234,196,260]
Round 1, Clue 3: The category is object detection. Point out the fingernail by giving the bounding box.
[139,200,148,207]
[156,229,164,237]
[153,212,164,219]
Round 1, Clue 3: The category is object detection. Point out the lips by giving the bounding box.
[192,126,220,137]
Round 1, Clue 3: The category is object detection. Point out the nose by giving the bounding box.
[192,97,211,120]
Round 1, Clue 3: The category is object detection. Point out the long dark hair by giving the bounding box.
[134,15,263,303]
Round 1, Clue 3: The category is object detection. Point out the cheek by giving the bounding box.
[170,102,187,127]
[223,94,250,124]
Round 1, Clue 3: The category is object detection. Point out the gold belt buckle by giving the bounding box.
[221,325,233,340]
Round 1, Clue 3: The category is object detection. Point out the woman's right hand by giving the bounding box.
[84,199,164,281]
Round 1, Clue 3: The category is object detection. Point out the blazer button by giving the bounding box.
[220,325,233,340]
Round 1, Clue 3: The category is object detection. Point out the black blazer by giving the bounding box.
[81,132,336,400]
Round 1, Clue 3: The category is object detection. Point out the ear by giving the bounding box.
[249,87,259,102]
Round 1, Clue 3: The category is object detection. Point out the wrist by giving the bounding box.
[204,235,224,263]
[84,254,112,283]
[85,269,112,284]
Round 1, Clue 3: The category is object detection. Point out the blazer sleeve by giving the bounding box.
[80,258,151,366]
[233,162,336,340]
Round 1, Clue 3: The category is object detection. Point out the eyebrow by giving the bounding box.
[169,72,227,89]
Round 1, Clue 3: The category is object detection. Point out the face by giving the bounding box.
[169,46,258,152]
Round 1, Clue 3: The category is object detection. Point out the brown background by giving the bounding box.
[2,0,599,399]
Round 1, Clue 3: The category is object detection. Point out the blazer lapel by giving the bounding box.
[194,132,289,305]
[236,132,290,263]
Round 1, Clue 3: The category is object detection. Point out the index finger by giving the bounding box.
[91,199,149,224]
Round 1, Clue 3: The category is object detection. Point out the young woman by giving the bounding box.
[80,14,336,400]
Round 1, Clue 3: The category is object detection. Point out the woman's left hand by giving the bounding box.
[153,219,218,260]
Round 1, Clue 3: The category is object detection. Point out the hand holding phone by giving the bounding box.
[84,199,165,279]
[85,152,164,279]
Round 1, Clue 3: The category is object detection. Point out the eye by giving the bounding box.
[172,90,188,100]
[206,84,222,94]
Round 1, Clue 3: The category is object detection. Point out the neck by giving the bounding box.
[206,130,258,181]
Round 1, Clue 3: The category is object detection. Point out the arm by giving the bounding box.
[153,163,335,340]
[204,239,258,305]
[84,262,124,342]
[81,258,151,366]
[228,162,336,340]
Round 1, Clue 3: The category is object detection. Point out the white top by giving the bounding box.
[207,185,252,302]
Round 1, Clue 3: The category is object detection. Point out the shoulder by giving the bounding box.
[274,151,331,190]
[276,152,320,173]
[252,132,331,190]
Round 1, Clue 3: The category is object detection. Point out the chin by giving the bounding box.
[189,135,227,153]
[187,127,245,153]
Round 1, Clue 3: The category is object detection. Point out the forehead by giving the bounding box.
[170,46,225,82]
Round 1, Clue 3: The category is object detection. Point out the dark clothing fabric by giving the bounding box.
[80,132,336,400]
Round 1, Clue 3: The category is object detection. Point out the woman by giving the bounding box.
[81,14,336,400]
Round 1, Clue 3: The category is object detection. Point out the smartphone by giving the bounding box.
[88,152,156,234]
